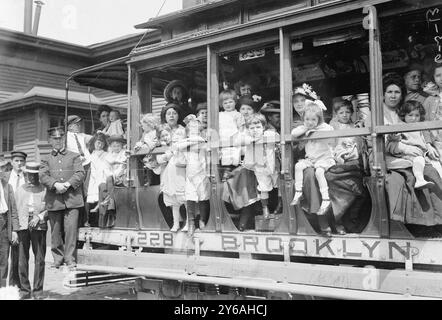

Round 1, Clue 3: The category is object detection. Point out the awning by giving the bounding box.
[70,56,129,94]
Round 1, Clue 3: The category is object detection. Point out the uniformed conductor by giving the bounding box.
[39,127,85,269]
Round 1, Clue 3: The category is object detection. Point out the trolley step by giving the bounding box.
[63,271,137,288]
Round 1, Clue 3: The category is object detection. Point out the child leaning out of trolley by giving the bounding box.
[387,100,442,188]
[135,113,160,152]
[242,113,279,219]
[218,89,242,180]
[175,114,211,235]
[149,124,186,232]
[290,102,339,236]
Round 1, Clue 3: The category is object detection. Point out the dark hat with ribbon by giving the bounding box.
[238,94,263,112]
[24,161,40,173]
[48,126,65,138]
[10,150,27,160]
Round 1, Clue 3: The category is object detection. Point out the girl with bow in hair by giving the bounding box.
[291,101,336,235]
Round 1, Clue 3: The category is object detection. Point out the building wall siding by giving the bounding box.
[0,64,87,101]
[152,97,165,116]
[13,109,38,161]
[15,111,37,144]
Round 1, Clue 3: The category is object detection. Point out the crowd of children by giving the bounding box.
[87,63,442,235]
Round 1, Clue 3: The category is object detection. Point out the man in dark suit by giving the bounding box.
[39,127,85,270]
[0,173,19,287]
[3,150,27,289]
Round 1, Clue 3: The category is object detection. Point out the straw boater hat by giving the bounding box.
[66,115,82,126]
[23,162,40,174]
[108,134,126,144]
[163,80,189,103]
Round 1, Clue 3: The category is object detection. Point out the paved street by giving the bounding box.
[7,247,136,300]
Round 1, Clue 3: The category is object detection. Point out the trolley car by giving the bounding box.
[68,0,442,299]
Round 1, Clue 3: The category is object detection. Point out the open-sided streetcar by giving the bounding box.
[67,0,442,299]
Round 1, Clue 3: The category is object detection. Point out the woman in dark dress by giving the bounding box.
[365,73,442,236]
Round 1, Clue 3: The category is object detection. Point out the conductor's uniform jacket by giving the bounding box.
[39,149,85,211]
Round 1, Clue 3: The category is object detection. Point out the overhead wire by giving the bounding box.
[131,0,168,54]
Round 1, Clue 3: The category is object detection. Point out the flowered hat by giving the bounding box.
[293,83,327,111]
[292,83,318,100]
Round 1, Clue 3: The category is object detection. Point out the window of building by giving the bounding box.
[0,120,14,152]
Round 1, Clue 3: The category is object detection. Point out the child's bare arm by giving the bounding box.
[291,125,308,138]
[156,148,174,164]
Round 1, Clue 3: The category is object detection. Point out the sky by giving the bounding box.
[0,0,182,46]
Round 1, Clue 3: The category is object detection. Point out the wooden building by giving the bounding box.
[0,27,163,161]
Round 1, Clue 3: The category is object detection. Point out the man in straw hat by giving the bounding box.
[65,115,93,168]
[0,164,19,288]
[14,162,47,299]
[39,127,85,270]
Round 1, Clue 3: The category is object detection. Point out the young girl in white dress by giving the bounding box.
[176,115,210,235]
[85,133,112,226]
[290,102,336,217]
[135,113,160,152]
[154,124,186,232]
[390,100,442,188]
[218,89,242,180]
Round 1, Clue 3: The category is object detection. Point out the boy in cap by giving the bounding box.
[6,151,27,194]
[5,150,27,288]
[14,162,47,299]
[39,127,85,270]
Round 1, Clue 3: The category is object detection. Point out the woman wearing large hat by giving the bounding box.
[163,80,193,118]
